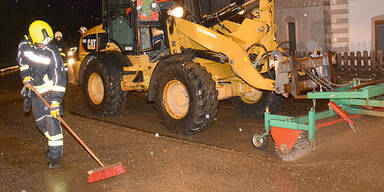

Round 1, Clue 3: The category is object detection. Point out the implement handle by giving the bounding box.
[329,101,356,132]
[30,86,105,167]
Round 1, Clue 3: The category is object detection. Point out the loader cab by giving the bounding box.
[102,0,167,54]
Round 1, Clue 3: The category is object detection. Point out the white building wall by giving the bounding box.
[349,0,384,51]
[275,6,325,52]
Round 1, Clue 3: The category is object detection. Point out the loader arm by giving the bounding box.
[168,18,275,91]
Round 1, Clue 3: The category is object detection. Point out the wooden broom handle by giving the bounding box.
[29,86,105,167]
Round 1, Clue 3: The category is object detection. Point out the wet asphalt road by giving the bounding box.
[1,71,384,191]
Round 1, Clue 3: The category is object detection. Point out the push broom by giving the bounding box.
[29,86,126,183]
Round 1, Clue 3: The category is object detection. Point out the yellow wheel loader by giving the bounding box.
[72,0,333,134]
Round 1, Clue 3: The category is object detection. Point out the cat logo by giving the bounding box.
[87,39,96,50]
[81,34,97,52]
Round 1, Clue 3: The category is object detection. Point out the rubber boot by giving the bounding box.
[47,147,62,169]
[45,149,50,158]
[47,158,60,169]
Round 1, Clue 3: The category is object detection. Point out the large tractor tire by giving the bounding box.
[154,62,218,135]
[83,58,127,117]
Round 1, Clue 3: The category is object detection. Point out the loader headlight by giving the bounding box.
[167,7,184,18]
[67,47,77,57]
[68,58,75,66]
[67,50,74,56]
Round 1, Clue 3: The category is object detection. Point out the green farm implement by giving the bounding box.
[254,79,384,161]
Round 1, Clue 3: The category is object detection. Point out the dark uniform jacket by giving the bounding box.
[17,40,67,104]
[54,39,68,57]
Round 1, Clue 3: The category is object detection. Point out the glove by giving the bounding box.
[50,101,61,119]
[24,83,33,90]
[23,76,33,90]
[20,86,32,112]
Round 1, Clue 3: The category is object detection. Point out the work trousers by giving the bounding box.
[31,94,63,160]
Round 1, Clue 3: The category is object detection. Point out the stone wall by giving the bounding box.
[328,0,349,52]
[276,0,325,8]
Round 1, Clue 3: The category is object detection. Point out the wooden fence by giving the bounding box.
[334,50,383,83]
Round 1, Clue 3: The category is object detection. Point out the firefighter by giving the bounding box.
[54,31,68,58]
[78,26,87,35]
[17,20,67,169]
[54,31,68,71]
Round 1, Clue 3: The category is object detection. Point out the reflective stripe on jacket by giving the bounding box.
[17,40,67,102]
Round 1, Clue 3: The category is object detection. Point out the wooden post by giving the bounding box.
[350,52,356,72]
[369,50,376,72]
[377,50,383,72]
[356,51,362,72]
[328,51,337,83]
[343,52,349,72]
[362,51,368,71]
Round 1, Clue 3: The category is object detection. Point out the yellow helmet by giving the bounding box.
[28,20,54,45]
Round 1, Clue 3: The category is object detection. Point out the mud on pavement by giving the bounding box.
[1,72,384,191]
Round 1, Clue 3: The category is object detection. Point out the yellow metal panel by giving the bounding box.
[196,58,234,80]
[121,75,145,91]
[212,20,240,36]
[260,0,275,27]
[101,42,121,52]
[122,55,156,90]
[173,18,274,91]
[124,55,151,71]
[228,18,267,49]
[86,24,105,34]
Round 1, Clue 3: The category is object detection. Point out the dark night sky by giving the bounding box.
[0,0,244,66]
[0,0,102,65]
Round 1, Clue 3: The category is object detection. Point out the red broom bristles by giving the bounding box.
[88,162,126,183]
